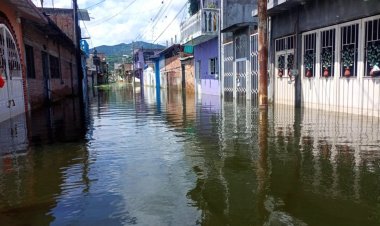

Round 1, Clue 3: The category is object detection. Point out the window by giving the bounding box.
[25,45,35,78]
[365,18,380,77]
[209,57,218,75]
[275,35,295,77]
[49,55,60,78]
[303,33,316,77]
[235,34,247,59]
[320,29,336,77]
[340,24,359,77]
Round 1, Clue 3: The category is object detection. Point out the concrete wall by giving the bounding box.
[222,0,257,30]
[194,37,220,95]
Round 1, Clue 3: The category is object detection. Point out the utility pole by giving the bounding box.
[73,0,83,100]
[258,0,268,108]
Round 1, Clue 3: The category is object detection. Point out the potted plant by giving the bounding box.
[304,52,314,77]
[341,47,355,77]
[367,43,380,77]
[287,54,294,77]
[321,49,333,77]
[277,55,285,77]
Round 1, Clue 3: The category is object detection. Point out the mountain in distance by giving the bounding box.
[91,41,165,57]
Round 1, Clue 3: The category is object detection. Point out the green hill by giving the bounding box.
[91,41,164,71]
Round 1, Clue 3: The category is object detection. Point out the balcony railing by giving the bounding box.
[180,8,219,45]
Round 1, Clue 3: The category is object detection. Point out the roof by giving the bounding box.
[5,0,48,24]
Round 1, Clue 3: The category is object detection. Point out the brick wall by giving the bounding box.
[182,59,195,94]
[23,22,78,110]
[165,55,182,90]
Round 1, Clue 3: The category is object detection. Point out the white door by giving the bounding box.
[0,24,25,123]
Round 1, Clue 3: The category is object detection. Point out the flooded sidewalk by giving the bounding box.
[0,84,380,225]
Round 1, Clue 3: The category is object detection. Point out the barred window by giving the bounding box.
[49,55,60,79]
[365,18,380,77]
[25,45,35,78]
[303,33,316,77]
[340,24,359,77]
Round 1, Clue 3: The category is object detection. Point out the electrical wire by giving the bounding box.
[89,0,138,26]
[153,2,187,44]
[85,0,106,10]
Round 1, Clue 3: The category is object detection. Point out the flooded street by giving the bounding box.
[1,84,380,225]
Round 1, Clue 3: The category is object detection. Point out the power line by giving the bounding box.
[153,2,187,44]
[90,0,138,26]
[85,0,106,10]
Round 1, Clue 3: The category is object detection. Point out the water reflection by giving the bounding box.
[0,84,379,225]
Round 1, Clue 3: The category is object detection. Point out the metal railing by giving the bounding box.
[180,8,219,44]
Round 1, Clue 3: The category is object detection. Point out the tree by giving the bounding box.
[188,0,199,16]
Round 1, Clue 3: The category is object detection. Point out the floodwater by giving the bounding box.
[1,83,380,226]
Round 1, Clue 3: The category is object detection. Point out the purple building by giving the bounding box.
[180,0,220,96]
[133,48,163,85]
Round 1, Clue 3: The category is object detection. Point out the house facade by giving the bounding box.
[180,0,220,96]
[133,48,162,86]
[269,0,380,116]
[220,0,259,102]
[0,0,48,122]
[23,15,78,109]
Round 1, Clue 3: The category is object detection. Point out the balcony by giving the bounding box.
[180,8,219,46]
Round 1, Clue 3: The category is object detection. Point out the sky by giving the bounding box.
[31,0,189,48]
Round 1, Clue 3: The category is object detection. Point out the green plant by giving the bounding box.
[321,49,333,69]
[188,0,199,16]
[367,43,380,67]
[341,47,355,68]
[278,55,285,69]
[287,54,294,69]
[304,51,314,70]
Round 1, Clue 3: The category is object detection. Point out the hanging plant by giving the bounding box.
[277,55,285,77]
[304,51,314,77]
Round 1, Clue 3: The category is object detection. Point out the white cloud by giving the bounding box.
[31,0,189,48]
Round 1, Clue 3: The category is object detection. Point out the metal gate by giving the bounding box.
[0,24,25,122]
[223,42,233,94]
[250,34,259,104]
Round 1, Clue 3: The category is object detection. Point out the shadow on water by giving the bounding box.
[0,84,380,225]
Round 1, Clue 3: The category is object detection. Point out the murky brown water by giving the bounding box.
[0,83,380,225]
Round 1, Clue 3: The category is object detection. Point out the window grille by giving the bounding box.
[365,18,380,77]
[340,24,359,77]
[276,35,295,77]
[235,34,247,59]
[320,29,336,77]
[303,33,316,77]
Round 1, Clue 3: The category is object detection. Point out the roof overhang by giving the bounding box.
[221,22,257,33]
[5,0,48,24]
[267,0,311,16]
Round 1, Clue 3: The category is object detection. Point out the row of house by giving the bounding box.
[0,0,89,123]
[136,0,380,117]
